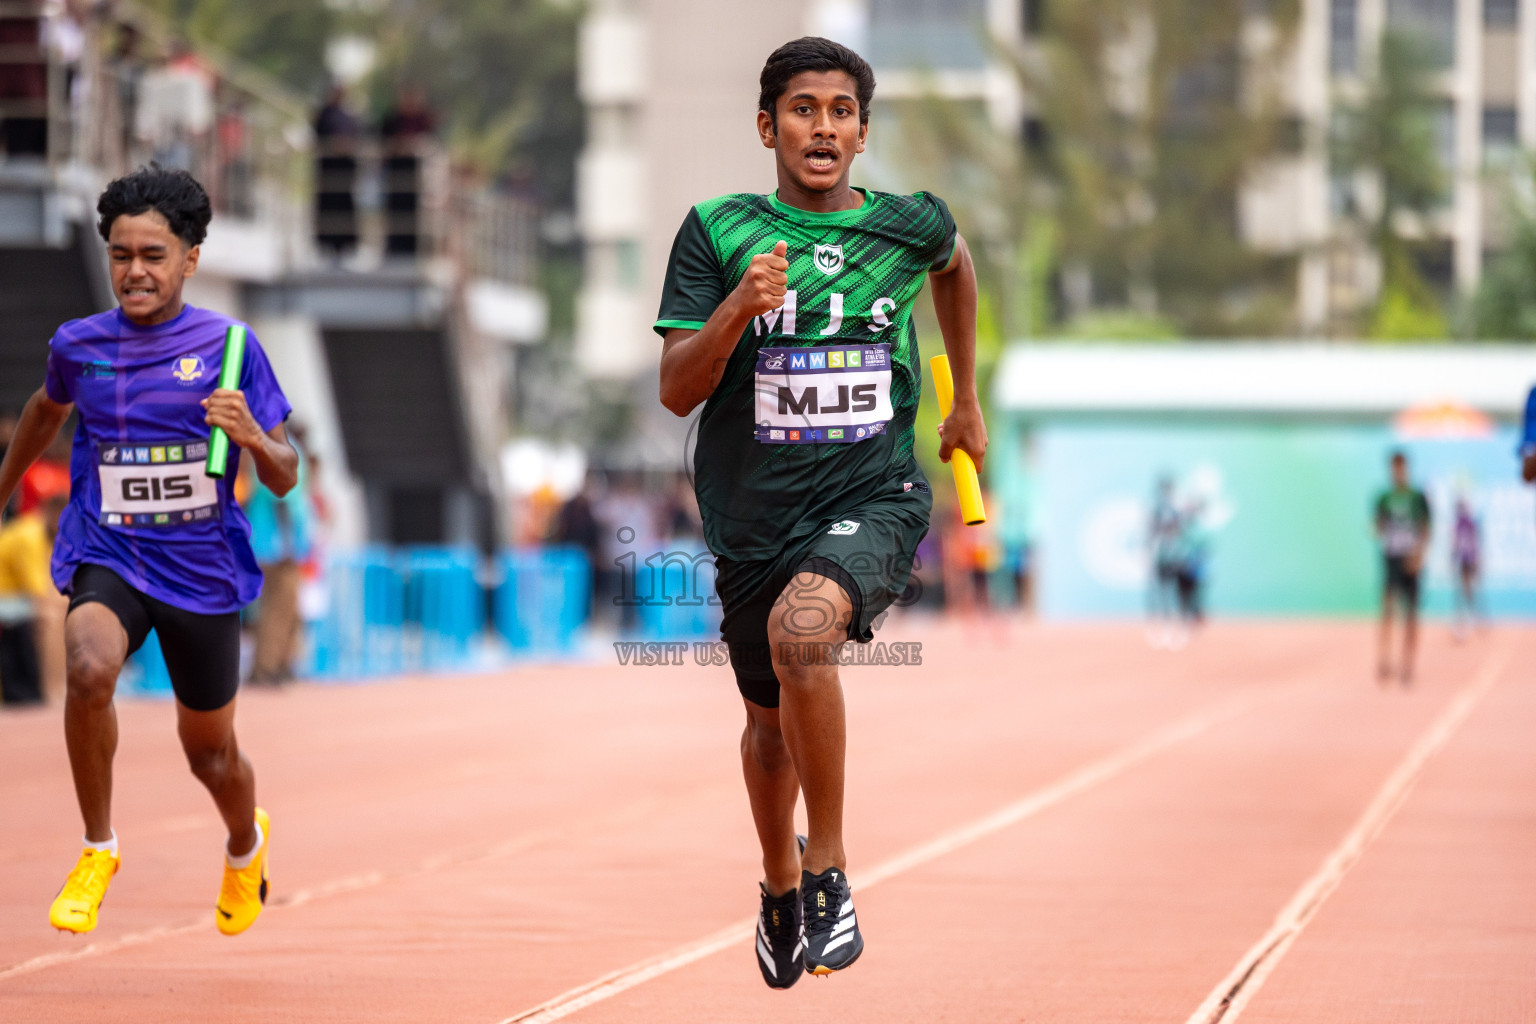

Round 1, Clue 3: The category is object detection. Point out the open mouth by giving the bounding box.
[805,148,838,172]
[123,287,156,300]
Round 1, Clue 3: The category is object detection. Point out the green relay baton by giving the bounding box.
[204,324,247,478]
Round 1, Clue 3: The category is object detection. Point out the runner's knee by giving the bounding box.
[184,740,236,788]
[743,713,789,772]
[64,646,120,706]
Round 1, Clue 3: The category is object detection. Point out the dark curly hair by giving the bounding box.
[96,164,212,247]
[758,36,875,128]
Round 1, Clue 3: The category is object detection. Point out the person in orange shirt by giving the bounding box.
[0,492,68,704]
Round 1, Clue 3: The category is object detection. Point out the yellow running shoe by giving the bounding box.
[215,808,270,936]
[49,846,120,934]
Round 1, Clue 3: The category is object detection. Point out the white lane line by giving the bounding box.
[497,690,1269,1024]
[1184,649,1510,1024]
[0,919,210,981]
[0,794,680,982]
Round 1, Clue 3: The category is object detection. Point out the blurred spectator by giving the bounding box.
[135,40,212,171]
[0,9,48,158]
[314,83,361,257]
[242,432,313,685]
[1172,497,1210,632]
[107,21,142,161]
[960,496,999,613]
[1451,497,1481,641]
[1002,537,1032,614]
[45,0,84,112]
[553,474,602,623]
[0,491,68,705]
[380,84,435,257]
[295,430,331,631]
[596,472,657,633]
[215,92,252,216]
[1374,450,1430,687]
[1147,475,1183,648]
[18,427,70,514]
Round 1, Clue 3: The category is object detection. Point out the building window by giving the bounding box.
[869,0,988,70]
[1485,0,1519,28]
[1388,0,1456,67]
[1022,116,1050,160]
[1022,0,1045,35]
[1387,0,1456,68]
[1483,106,1519,161]
[1330,0,1358,75]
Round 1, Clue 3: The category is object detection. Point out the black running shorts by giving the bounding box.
[1383,555,1421,610]
[68,564,242,711]
[713,476,931,709]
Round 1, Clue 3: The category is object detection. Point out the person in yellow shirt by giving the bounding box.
[0,492,68,705]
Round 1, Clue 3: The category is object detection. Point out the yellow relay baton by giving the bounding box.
[929,354,987,525]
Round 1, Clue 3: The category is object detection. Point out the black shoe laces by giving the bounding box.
[760,887,799,950]
[802,875,847,941]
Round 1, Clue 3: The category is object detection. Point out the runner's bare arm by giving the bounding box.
[202,389,298,496]
[929,234,987,472]
[660,240,790,416]
[1524,450,1536,483]
[0,387,73,519]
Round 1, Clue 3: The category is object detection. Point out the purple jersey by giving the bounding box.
[44,304,291,613]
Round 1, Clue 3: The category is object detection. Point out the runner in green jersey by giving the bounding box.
[1374,450,1431,687]
[656,37,987,984]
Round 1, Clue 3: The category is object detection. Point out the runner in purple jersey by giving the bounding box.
[0,166,297,937]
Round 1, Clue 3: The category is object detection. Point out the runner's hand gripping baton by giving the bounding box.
[204,324,247,479]
[929,354,986,525]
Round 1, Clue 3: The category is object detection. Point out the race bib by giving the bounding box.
[754,343,893,444]
[97,441,220,528]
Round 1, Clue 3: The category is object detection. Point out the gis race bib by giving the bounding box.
[97,441,220,528]
[754,343,893,445]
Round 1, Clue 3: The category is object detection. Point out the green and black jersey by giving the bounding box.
[655,187,956,560]
[1375,486,1431,558]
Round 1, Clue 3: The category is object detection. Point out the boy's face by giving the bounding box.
[759,69,867,193]
[1391,458,1408,487]
[108,210,199,326]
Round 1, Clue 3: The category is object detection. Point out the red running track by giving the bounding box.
[0,619,1531,1023]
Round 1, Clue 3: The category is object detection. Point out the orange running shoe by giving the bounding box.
[215,808,270,936]
[49,846,120,934]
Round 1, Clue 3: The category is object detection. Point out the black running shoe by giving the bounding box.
[755,834,809,989]
[756,883,804,988]
[801,866,862,975]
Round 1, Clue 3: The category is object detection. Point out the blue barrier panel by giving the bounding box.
[636,541,721,641]
[310,547,404,679]
[495,547,589,653]
[400,546,484,671]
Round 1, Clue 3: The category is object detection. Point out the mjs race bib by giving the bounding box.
[754,343,893,444]
[97,441,219,528]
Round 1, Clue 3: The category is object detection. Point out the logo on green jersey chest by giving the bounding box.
[754,291,898,338]
[814,244,843,276]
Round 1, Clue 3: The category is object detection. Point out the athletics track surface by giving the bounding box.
[0,619,1531,1023]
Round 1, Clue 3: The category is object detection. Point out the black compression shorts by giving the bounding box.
[68,564,242,711]
[713,475,931,709]
[1383,555,1421,610]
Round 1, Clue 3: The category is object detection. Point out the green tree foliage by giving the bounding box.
[1331,30,1448,339]
[1022,0,1302,337]
[136,0,337,96]
[135,0,581,210]
[366,0,581,208]
[1471,157,1536,339]
[887,0,1303,340]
